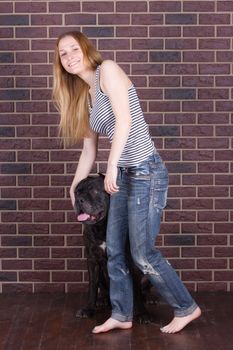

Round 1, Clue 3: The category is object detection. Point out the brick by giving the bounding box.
[116,51,148,63]
[164,235,195,246]
[182,271,212,281]
[217,26,233,37]
[183,199,213,210]
[150,76,180,88]
[0,127,15,137]
[0,89,29,101]
[198,138,229,149]
[165,38,196,50]
[0,28,13,38]
[0,15,29,26]
[52,271,82,282]
[0,272,17,282]
[16,27,47,38]
[19,200,49,211]
[198,88,229,100]
[49,1,80,12]
[52,248,82,259]
[216,126,233,136]
[198,162,229,173]
[183,150,213,161]
[182,101,213,112]
[215,199,233,210]
[216,101,233,112]
[83,27,114,38]
[1,164,31,174]
[150,1,181,12]
[198,113,229,124]
[117,1,147,12]
[0,200,16,211]
[98,39,130,50]
[1,236,32,247]
[133,14,162,25]
[33,163,64,175]
[2,260,32,270]
[183,51,214,62]
[34,236,64,246]
[2,212,32,223]
[214,271,233,281]
[65,14,96,25]
[18,175,49,187]
[16,52,47,64]
[215,150,233,161]
[51,224,82,235]
[183,26,214,37]
[150,26,181,37]
[1,188,30,199]
[18,224,49,235]
[132,64,163,75]
[197,235,227,246]
[183,126,213,137]
[0,248,17,258]
[15,2,47,13]
[0,64,30,76]
[197,259,227,269]
[34,259,65,270]
[0,52,14,63]
[165,89,195,100]
[117,26,147,37]
[198,211,228,222]
[199,39,230,50]
[0,224,16,235]
[0,176,16,187]
[0,3,13,12]
[0,77,14,88]
[31,14,62,26]
[182,223,212,234]
[34,212,65,223]
[199,14,230,25]
[217,1,233,11]
[165,138,196,149]
[165,211,196,222]
[2,284,32,293]
[19,272,49,282]
[150,51,181,62]
[84,1,114,12]
[198,186,229,197]
[182,247,212,258]
[19,248,49,258]
[182,76,214,87]
[166,64,197,75]
[183,1,215,12]
[33,187,64,198]
[132,39,163,50]
[215,175,233,186]
[200,64,230,75]
[166,13,196,24]
[51,200,71,211]
[18,151,49,162]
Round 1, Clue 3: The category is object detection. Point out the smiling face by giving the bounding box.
[58,35,86,75]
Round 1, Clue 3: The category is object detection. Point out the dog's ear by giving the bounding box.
[98,173,105,179]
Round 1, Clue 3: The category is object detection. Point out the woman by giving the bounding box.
[53,31,201,334]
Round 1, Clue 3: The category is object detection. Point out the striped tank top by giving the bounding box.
[89,65,155,167]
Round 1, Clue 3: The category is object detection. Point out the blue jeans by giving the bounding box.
[106,151,198,322]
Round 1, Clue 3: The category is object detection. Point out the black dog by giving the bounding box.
[74,174,155,323]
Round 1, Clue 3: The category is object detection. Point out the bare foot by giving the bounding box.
[160,306,201,334]
[92,317,132,334]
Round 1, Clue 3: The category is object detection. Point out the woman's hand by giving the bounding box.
[69,185,76,208]
[104,164,119,195]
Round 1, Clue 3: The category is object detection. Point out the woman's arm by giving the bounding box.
[100,60,132,194]
[70,130,99,206]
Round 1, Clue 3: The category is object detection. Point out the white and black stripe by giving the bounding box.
[89,66,155,167]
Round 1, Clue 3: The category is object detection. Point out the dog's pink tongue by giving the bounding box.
[77,213,90,221]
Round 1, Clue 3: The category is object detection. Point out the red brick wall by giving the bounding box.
[0,0,232,293]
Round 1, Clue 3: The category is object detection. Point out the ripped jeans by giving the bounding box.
[106,151,198,322]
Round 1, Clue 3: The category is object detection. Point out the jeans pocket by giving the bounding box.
[150,165,169,211]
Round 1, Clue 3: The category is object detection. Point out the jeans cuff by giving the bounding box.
[174,302,199,317]
[111,312,133,322]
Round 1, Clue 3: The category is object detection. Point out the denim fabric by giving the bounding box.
[106,151,198,322]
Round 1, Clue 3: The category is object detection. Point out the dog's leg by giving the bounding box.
[76,257,99,318]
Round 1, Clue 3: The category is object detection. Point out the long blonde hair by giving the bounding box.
[52,31,103,147]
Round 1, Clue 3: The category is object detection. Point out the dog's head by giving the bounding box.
[74,174,109,225]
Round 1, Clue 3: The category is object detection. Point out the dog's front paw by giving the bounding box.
[134,312,152,325]
[76,307,95,318]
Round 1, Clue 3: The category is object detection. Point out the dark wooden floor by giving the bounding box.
[0,292,232,350]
